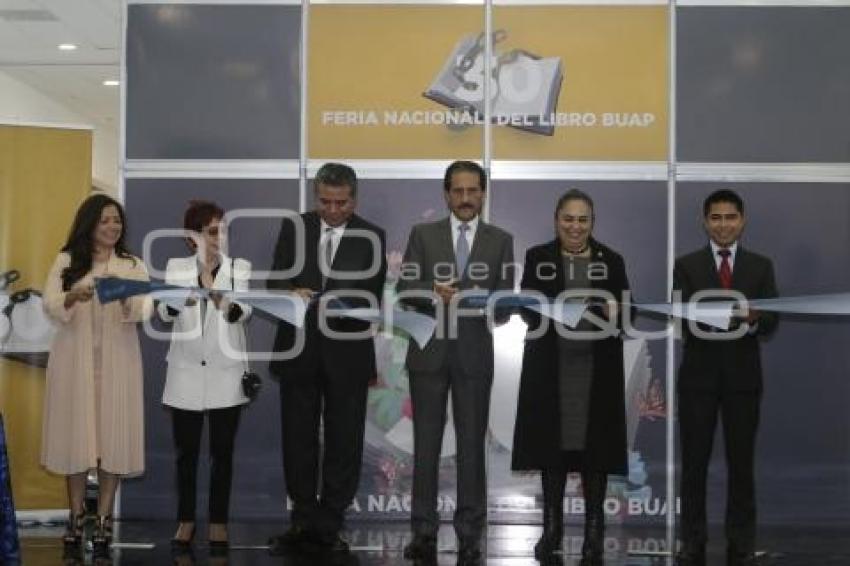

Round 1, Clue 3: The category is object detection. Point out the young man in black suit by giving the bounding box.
[675,190,778,566]
[267,163,387,557]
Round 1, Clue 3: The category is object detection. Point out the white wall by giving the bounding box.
[0,71,119,195]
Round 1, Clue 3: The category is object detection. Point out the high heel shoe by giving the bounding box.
[62,511,86,557]
[171,523,196,555]
[92,515,113,560]
[208,524,229,557]
[208,539,230,557]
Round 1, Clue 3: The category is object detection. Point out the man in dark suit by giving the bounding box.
[267,163,387,556]
[674,190,778,566]
[397,161,514,566]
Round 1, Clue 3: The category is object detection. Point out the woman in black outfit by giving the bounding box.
[512,189,631,566]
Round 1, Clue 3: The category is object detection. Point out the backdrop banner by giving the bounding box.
[309,5,667,160]
[0,124,92,511]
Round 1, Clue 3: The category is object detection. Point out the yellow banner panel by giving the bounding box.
[492,6,668,160]
[308,5,667,161]
[309,5,484,160]
[0,125,92,510]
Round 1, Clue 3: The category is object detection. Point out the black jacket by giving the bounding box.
[268,211,387,380]
[511,238,630,474]
[674,245,778,392]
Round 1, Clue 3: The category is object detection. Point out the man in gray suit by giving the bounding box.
[397,161,514,566]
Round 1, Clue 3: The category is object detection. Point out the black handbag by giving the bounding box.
[230,259,261,401]
[241,371,262,400]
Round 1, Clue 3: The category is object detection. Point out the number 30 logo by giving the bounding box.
[453,52,544,105]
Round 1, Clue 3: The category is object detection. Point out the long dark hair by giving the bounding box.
[61,193,134,291]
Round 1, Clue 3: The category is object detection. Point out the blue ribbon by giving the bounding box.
[94,277,177,303]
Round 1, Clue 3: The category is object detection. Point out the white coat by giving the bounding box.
[158,255,252,410]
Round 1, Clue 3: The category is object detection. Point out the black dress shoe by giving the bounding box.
[457,542,483,566]
[170,538,194,556]
[209,539,229,557]
[317,532,350,554]
[403,535,437,563]
[727,549,760,565]
[541,554,565,566]
[676,544,706,566]
[579,516,604,566]
[268,525,315,555]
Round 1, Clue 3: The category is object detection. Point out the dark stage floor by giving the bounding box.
[17,521,850,565]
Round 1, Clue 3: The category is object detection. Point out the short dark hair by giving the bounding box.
[314,162,358,198]
[555,189,595,220]
[703,189,744,217]
[184,200,224,233]
[443,160,486,193]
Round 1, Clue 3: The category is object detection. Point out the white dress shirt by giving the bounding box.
[710,240,738,271]
[708,240,759,332]
[450,213,479,252]
[320,219,347,267]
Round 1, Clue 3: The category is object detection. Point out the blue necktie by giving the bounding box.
[456,223,470,277]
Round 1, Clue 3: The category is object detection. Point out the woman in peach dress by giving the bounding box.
[41,193,152,560]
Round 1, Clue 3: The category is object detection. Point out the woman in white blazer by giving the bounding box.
[157,200,252,555]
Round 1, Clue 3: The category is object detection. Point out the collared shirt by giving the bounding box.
[450,213,479,252]
[319,218,348,266]
[710,240,738,271]
[709,240,758,333]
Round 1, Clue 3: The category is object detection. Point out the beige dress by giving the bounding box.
[41,252,152,476]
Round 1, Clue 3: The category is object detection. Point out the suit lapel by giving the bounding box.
[211,255,232,291]
[203,256,232,331]
[333,221,349,273]
[550,240,566,295]
[304,212,322,285]
[462,220,488,282]
[587,239,610,292]
[329,216,360,282]
[435,217,455,272]
[179,256,200,287]
[731,247,750,291]
[702,246,722,288]
[180,258,204,331]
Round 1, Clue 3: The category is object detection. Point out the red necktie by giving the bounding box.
[718,249,732,289]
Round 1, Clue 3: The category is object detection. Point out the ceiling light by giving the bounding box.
[58,43,77,51]
[102,80,120,87]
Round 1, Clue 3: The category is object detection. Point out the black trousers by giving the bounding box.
[678,388,761,552]
[171,406,242,524]
[279,356,370,535]
[408,347,493,543]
